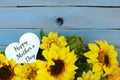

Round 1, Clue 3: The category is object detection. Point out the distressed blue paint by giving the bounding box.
[0,0,120,6]
[1,7,120,28]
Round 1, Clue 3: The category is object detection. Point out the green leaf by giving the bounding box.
[0,51,5,55]
[66,34,86,56]
[40,29,46,39]
[36,48,46,61]
[100,77,108,80]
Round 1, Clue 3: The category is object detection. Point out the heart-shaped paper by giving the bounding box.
[5,33,40,63]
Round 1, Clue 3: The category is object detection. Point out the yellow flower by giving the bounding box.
[0,53,9,67]
[0,54,23,80]
[108,66,120,80]
[21,60,42,80]
[39,45,78,80]
[84,40,118,76]
[77,70,101,80]
[40,32,67,50]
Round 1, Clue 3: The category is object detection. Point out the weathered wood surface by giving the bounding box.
[1,7,120,29]
[0,29,120,48]
[0,0,120,6]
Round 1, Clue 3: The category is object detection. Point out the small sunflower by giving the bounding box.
[84,40,118,76]
[21,60,42,80]
[40,32,67,50]
[39,44,78,80]
[77,70,101,80]
[0,54,23,80]
[108,66,120,80]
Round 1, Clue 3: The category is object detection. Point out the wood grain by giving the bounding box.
[1,7,120,29]
[0,0,120,6]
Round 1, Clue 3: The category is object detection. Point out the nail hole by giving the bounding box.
[56,17,64,26]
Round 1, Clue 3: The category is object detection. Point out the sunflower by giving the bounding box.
[40,32,67,50]
[21,60,42,80]
[39,44,78,80]
[0,53,8,67]
[77,70,101,80]
[0,54,23,80]
[108,66,120,80]
[84,40,118,76]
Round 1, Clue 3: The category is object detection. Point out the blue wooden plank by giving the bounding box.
[116,49,120,64]
[0,29,120,48]
[0,0,120,6]
[1,7,120,29]
[0,46,6,50]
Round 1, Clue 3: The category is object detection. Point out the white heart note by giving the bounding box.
[5,33,40,63]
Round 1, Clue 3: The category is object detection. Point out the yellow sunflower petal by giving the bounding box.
[88,43,99,52]
[39,44,78,80]
[40,31,67,50]
[20,60,44,80]
[0,54,23,80]
[85,40,118,76]
[48,32,58,39]
[0,54,9,67]
[77,70,101,80]
[108,66,120,80]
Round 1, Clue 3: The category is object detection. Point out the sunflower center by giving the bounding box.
[0,66,13,80]
[27,69,37,80]
[97,51,109,66]
[49,59,65,76]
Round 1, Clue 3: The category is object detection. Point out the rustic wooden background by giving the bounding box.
[0,1,120,62]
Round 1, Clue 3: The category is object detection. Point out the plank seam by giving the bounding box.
[0,5,120,8]
[0,28,120,30]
